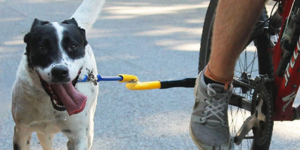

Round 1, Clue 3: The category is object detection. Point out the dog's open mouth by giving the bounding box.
[38,70,87,116]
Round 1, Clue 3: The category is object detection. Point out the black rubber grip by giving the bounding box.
[160,78,196,89]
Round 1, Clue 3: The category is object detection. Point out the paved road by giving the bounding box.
[0,0,300,149]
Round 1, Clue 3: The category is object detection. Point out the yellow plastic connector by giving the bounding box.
[118,74,161,90]
[126,81,161,90]
[118,74,138,83]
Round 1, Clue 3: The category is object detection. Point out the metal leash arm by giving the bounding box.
[78,74,196,90]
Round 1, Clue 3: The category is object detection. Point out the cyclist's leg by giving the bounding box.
[206,0,266,82]
[190,0,266,149]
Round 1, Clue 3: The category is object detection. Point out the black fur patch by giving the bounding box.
[62,129,72,134]
[61,21,87,59]
[62,18,88,47]
[13,143,20,150]
[24,21,61,69]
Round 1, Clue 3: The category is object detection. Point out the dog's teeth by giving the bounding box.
[57,104,64,108]
[52,99,65,108]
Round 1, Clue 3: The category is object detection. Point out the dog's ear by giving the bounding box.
[24,18,47,45]
[62,18,87,46]
[24,32,31,44]
[25,18,49,69]
[23,19,49,69]
[30,18,49,32]
[79,28,88,46]
[24,32,33,69]
[24,18,48,44]
[62,18,78,26]
[63,18,88,46]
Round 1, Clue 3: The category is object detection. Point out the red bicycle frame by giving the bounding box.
[272,0,300,121]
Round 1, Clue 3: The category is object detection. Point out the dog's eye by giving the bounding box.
[70,44,77,50]
[38,46,47,52]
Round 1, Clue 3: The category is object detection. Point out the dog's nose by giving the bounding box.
[51,65,69,81]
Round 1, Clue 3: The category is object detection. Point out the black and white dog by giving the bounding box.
[12,0,105,149]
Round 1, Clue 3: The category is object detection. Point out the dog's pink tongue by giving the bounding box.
[51,82,87,116]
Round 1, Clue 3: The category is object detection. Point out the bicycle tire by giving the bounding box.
[199,0,274,149]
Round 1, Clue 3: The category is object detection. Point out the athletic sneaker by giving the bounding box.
[190,70,233,150]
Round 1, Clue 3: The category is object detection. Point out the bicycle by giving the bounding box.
[199,0,300,149]
[80,0,300,149]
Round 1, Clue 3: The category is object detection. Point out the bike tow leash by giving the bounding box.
[77,73,196,90]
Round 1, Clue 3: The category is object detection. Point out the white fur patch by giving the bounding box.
[52,22,64,48]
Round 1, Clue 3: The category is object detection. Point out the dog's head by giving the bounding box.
[24,18,87,81]
[24,18,88,115]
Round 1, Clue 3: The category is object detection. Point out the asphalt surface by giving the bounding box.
[0,0,300,149]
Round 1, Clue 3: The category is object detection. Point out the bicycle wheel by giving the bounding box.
[199,0,274,149]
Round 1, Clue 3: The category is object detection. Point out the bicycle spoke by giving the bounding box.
[250,50,257,77]
[245,50,248,72]
[238,57,244,72]
[246,51,257,71]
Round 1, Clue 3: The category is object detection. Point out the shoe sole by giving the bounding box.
[189,122,234,150]
[189,122,204,150]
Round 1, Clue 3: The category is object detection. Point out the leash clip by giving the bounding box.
[87,70,98,86]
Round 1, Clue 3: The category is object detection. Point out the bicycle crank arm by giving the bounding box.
[234,100,265,145]
[234,114,257,145]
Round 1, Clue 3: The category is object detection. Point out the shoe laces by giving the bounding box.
[200,84,228,127]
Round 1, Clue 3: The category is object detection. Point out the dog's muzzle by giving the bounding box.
[37,68,87,116]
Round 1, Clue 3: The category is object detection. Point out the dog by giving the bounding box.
[11,0,105,149]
